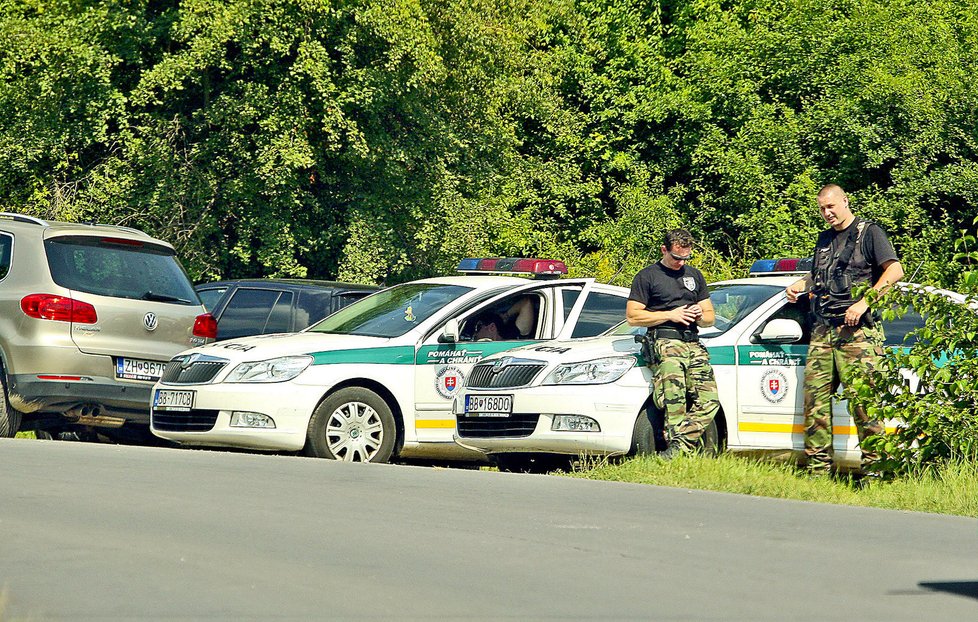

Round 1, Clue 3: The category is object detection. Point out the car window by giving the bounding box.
[294,290,332,331]
[45,236,198,304]
[218,288,291,340]
[196,287,227,312]
[882,307,925,347]
[309,283,473,338]
[707,283,782,337]
[561,288,580,324]
[264,291,294,334]
[570,291,628,338]
[0,233,11,280]
[459,293,543,341]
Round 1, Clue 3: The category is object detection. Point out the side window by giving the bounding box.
[561,288,581,323]
[196,287,227,312]
[263,291,294,334]
[571,292,628,338]
[295,290,332,331]
[0,233,12,280]
[759,300,813,345]
[217,288,288,340]
[459,293,543,342]
[882,307,925,347]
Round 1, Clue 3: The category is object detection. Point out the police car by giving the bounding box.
[149,259,630,462]
[453,260,947,471]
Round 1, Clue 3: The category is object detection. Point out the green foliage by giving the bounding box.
[845,223,978,475]
[2,0,978,287]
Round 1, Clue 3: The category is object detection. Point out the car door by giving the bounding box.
[734,298,812,450]
[412,279,595,442]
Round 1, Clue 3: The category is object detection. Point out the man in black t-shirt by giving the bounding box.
[785,184,904,474]
[626,229,719,457]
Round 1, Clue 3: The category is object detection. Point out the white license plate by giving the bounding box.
[464,394,513,417]
[116,358,167,381]
[154,389,195,412]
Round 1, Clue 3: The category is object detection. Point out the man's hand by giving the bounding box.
[669,305,700,326]
[786,279,808,303]
[846,299,869,327]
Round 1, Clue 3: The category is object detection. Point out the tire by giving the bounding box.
[0,375,22,438]
[305,387,397,463]
[699,418,721,457]
[630,404,667,456]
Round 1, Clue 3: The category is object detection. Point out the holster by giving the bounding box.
[635,333,659,366]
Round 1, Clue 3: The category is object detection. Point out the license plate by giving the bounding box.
[464,394,513,417]
[116,358,167,381]
[154,389,195,411]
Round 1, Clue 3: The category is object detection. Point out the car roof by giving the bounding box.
[196,278,380,292]
[0,213,170,246]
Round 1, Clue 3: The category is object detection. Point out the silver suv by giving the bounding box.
[0,213,215,440]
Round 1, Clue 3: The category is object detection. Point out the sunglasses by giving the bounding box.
[669,251,693,261]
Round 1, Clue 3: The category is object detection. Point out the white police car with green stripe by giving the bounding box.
[150,259,630,462]
[453,264,936,471]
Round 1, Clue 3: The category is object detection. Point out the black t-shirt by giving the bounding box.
[811,217,898,285]
[628,262,709,332]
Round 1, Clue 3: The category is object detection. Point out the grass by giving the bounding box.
[564,453,978,517]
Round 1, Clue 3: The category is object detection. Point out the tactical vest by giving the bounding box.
[811,218,873,321]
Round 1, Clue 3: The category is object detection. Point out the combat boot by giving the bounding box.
[657,440,686,461]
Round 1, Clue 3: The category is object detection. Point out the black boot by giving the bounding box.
[657,440,685,460]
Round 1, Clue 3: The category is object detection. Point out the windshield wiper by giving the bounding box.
[141,291,193,304]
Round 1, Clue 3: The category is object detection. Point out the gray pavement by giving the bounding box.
[0,438,976,620]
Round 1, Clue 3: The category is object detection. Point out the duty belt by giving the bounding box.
[649,327,699,342]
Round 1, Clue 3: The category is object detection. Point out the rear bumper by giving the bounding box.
[9,374,153,423]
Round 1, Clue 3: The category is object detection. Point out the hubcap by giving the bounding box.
[325,401,384,462]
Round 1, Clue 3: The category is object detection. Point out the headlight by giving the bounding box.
[225,356,313,383]
[541,356,635,385]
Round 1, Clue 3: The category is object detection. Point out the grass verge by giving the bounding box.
[564,453,978,517]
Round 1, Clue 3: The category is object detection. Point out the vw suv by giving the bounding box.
[0,213,216,440]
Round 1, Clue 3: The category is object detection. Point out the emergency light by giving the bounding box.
[749,257,812,275]
[456,257,568,277]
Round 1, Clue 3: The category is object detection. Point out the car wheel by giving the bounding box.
[0,376,22,438]
[306,387,396,463]
[699,418,721,456]
[630,405,667,456]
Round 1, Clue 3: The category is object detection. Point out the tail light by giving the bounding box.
[193,313,218,339]
[21,294,98,324]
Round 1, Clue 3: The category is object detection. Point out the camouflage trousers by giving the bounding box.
[648,338,719,449]
[803,323,885,472]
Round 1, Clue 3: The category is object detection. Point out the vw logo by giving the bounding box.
[491,356,514,373]
[143,312,158,331]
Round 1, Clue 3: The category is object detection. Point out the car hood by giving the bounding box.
[179,332,396,363]
[486,335,642,365]
[480,332,719,366]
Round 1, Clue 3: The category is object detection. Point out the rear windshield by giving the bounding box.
[308,283,473,338]
[45,236,199,304]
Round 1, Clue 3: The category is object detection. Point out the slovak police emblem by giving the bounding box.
[760,368,789,404]
[435,365,465,399]
[681,276,696,291]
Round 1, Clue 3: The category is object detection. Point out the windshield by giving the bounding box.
[606,283,782,339]
[308,283,473,338]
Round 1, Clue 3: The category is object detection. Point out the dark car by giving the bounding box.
[195,279,380,341]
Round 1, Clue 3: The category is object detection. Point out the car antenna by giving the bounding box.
[906,260,924,282]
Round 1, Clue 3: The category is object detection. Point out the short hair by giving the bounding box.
[663,229,695,250]
[817,184,847,200]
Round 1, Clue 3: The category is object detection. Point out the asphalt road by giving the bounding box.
[1,438,976,621]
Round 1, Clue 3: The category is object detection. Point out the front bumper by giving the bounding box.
[149,381,325,452]
[453,384,648,456]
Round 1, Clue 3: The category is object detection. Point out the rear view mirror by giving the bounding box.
[439,318,460,343]
[754,318,803,344]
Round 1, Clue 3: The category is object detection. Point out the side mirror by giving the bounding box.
[754,318,803,343]
[438,318,460,343]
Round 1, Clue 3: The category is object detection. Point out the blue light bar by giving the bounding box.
[456,258,482,271]
[749,259,777,273]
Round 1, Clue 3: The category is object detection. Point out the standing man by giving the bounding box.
[626,229,719,457]
[786,184,903,474]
